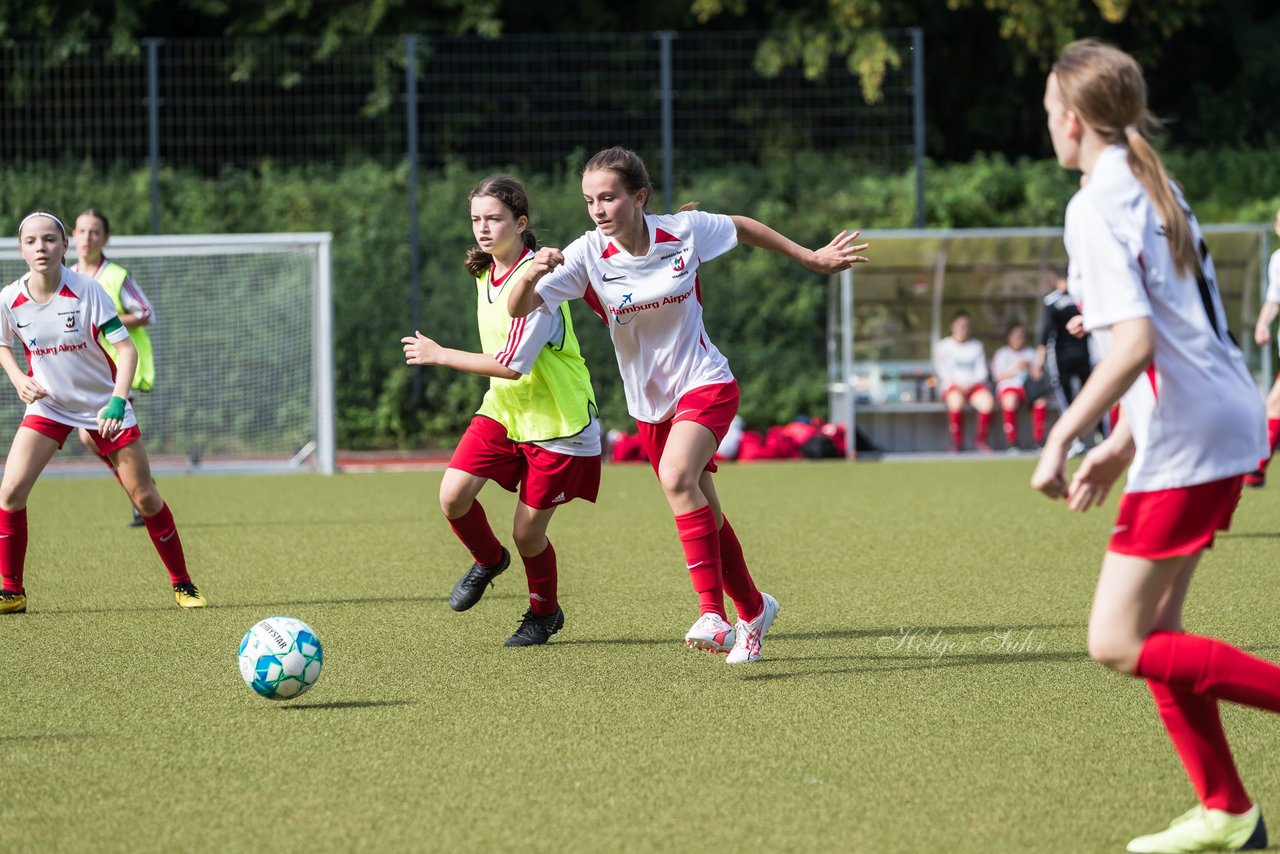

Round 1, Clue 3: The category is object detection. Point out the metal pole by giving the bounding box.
[315,236,336,474]
[911,28,926,229]
[658,32,676,213]
[406,35,422,401]
[146,39,161,235]
[841,268,856,459]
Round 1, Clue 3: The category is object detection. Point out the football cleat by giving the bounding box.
[1243,470,1266,488]
[173,581,207,609]
[448,548,510,612]
[0,588,27,614]
[684,612,735,653]
[128,507,146,528]
[1126,804,1267,853]
[504,606,565,647]
[726,592,780,664]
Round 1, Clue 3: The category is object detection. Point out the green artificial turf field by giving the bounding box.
[5,460,1280,853]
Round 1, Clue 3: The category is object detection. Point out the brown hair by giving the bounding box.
[1053,39,1195,276]
[583,146,653,208]
[77,207,111,236]
[464,175,537,278]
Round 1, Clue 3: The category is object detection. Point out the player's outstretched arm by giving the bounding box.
[507,247,563,319]
[402,332,519,380]
[729,216,869,274]
[0,346,46,404]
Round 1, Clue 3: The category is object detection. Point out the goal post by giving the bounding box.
[828,225,1271,457]
[0,232,335,475]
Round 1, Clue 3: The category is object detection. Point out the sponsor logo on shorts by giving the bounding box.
[551,491,566,504]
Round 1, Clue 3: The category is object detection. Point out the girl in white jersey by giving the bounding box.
[403,175,601,647]
[507,146,868,664]
[990,321,1048,449]
[0,212,204,615]
[933,310,994,452]
[1245,208,1280,487]
[1032,41,1273,853]
[73,208,157,527]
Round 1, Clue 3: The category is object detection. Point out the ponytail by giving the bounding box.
[464,248,492,278]
[676,202,700,212]
[1125,127,1196,277]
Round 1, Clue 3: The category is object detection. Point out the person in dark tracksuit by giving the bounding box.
[1034,267,1095,456]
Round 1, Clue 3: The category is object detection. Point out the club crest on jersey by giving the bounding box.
[671,255,685,272]
[59,310,79,331]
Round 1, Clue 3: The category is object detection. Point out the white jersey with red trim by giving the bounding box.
[933,337,988,389]
[1065,144,1264,492]
[991,345,1035,393]
[0,267,136,430]
[535,210,737,423]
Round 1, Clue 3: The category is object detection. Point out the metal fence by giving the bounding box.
[0,30,924,221]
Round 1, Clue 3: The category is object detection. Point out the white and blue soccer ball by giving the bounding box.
[237,616,323,700]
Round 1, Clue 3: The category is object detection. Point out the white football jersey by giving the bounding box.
[535,210,738,423]
[0,267,136,430]
[933,337,988,388]
[991,345,1035,393]
[1065,144,1264,491]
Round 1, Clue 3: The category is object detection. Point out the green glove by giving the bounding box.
[101,396,126,421]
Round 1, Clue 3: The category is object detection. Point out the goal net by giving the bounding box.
[0,233,334,474]
[828,225,1272,455]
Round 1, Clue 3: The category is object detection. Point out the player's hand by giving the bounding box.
[402,332,442,366]
[806,230,870,274]
[1030,439,1069,499]
[1030,364,1044,381]
[1256,322,1271,347]
[529,247,564,278]
[1066,438,1133,512]
[1066,315,1086,338]
[15,377,47,404]
[96,396,126,439]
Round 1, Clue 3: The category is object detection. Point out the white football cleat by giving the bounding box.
[725,592,779,664]
[684,612,736,653]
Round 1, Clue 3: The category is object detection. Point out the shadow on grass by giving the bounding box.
[279,699,415,712]
[33,592,525,615]
[1219,532,1280,539]
[562,623,1082,648]
[0,732,100,743]
[739,649,1088,682]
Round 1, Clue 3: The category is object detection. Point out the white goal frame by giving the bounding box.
[0,232,335,475]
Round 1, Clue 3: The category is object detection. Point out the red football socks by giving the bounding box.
[674,505,725,618]
[1002,410,1018,445]
[976,411,991,445]
[446,501,504,568]
[1146,678,1251,813]
[1259,418,1280,472]
[521,540,558,617]
[0,507,28,592]
[718,517,763,622]
[947,410,963,450]
[1032,405,1047,445]
[142,502,190,585]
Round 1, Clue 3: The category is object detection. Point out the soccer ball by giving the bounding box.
[237,616,324,700]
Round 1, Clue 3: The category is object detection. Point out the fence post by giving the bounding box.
[657,32,676,214]
[911,27,926,229]
[146,38,161,235]
[405,35,423,401]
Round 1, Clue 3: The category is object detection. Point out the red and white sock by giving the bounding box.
[718,517,763,622]
[976,411,991,445]
[1032,405,1047,445]
[1146,678,1251,813]
[0,508,28,592]
[521,540,558,617]
[674,505,725,619]
[947,410,963,450]
[1259,418,1280,473]
[446,501,504,568]
[142,503,190,586]
[1002,410,1017,445]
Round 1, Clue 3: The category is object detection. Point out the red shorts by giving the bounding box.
[20,415,141,456]
[449,415,600,511]
[998,386,1026,404]
[635,381,740,476]
[943,383,991,402]
[1108,476,1243,560]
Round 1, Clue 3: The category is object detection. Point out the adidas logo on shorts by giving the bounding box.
[551,491,566,504]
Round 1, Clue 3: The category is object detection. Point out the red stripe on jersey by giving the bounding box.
[583,288,609,326]
[601,243,621,260]
[90,324,118,382]
[1146,360,1158,402]
[20,340,32,377]
[490,247,532,288]
[497,317,526,366]
[120,277,153,321]
[654,228,680,244]
[694,272,703,305]
[58,284,78,299]
[11,293,28,309]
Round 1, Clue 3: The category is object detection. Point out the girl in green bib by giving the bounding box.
[403,175,600,647]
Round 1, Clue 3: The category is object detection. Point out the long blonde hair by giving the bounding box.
[1053,39,1195,276]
